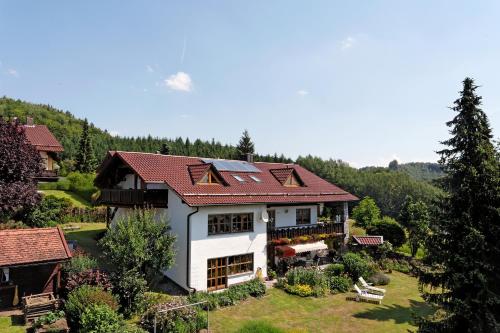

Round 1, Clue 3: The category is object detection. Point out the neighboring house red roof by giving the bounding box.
[352,235,384,246]
[96,151,359,206]
[0,227,72,267]
[23,125,64,152]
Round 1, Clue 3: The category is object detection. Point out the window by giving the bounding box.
[296,208,311,225]
[208,213,254,235]
[207,254,254,291]
[0,268,9,283]
[249,175,262,183]
[198,170,222,185]
[284,173,301,187]
[232,175,245,182]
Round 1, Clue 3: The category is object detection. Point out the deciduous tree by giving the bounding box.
[352,196,381,228]
[399,196,430,257]
[0,118,42,221]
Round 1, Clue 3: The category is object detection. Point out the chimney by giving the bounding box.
[246,153,254,163]
[26,117,34,126]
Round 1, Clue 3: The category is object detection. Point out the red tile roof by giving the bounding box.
[0,227,72,267]
[270,168,294,184]
[96,151,359,206]
[188,164,212,184]
[352,235,384,246]
[23,125,64,152]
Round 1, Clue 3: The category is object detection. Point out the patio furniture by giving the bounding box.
[354,284,384,304]
[358,277,386,295]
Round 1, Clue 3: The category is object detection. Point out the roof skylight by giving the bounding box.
[249,175,262,183]
[232,175,245,182]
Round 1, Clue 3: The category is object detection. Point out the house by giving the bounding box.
[0,227,72,309]
[95,151,358,292]
[22,117,64,181]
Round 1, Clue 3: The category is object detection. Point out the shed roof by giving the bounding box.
[0,227,72,267]
[23,125,64,152]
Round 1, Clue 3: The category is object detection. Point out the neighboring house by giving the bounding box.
[23,117,64,181]
[352,235,384,246]
[0,227,72,309]
[95,151,358,292]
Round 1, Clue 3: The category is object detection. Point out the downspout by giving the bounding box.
[186,207,199,293]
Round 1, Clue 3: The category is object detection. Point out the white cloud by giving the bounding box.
[146,65,154,73]
[7,68,18,77]
[297,89,309,96]
[341,36,356,50]
[164,71,192,92]
[108,130,119,137]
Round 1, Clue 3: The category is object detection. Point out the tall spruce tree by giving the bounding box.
[236,129,255,160]
[75,118,97,173]
[418,78,500,332]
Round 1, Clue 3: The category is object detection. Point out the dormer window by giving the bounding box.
[284,173,301,187]
[198,170,223,185]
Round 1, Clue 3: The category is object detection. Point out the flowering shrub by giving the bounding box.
[271,238,291,245]
[65,269,112,294]
[285,284,314,297]
[275,245,296,258]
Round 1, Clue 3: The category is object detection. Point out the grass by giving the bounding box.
[0,315,25,333]
[210,271,431,333]
[62,222,111,270]
[40,189,91,207]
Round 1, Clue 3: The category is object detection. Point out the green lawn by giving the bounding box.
[62,222,111,269]
[0,315,25,333]
[210,272,431,333]
[40,189,91,207]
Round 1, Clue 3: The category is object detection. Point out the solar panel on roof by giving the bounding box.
[202,158,261,173]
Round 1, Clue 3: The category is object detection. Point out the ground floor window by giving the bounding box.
[207,253,254,291]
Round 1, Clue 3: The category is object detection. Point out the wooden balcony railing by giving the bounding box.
[268,222,344,241]
[98,189,168,208]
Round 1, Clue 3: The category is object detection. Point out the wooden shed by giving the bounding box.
[0,227,72,310]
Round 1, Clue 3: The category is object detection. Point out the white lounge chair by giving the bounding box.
[359,277,386,295]
[354,284,384,304]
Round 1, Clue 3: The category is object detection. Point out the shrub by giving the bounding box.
[66,172,98,202]
[65,285,118,331]
[140,298,207,333]
[323,263,345,277]
[237,320,285,333]
[187,279,266,310]
[283,268,329,297]
[65,269,112,294]
[32,310,65,329]
[366,217,406,248]
[342,252,374,281]
[328,275,352,294]
[285,284,314,297]
[367,272,391,286]
[24,195,72,227]
[267,269,277,280]
[63,255,98,277]
[385,258,412,273]
[80,304,122,333]
[0,220,28,230]
[112,269,148,317]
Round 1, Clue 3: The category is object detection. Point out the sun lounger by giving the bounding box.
[359,277,386,295]
[354,284,384,304]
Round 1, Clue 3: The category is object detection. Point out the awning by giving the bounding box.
[289,241,328,254]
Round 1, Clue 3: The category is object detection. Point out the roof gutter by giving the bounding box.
[186,207,199,293]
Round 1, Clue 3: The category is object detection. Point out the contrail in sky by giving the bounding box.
[180,36,187,65]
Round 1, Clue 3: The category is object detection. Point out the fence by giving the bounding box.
[62,207,107,223]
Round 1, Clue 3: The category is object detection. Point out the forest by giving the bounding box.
[0,96,443,216]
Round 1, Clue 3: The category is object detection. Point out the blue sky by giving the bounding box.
[1,1,499,167]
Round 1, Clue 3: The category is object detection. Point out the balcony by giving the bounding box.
[268,222,344,241]
[98,189,168,208]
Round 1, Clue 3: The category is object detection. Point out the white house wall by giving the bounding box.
[189,204,268,291]
[269,205,318,228]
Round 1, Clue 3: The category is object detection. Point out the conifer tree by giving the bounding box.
[237,129,255,160]
[418,78,500,332]
[159,143,170,155]
[75,118,97,173]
